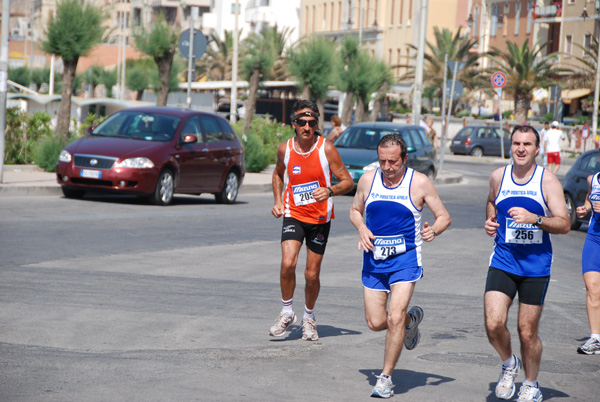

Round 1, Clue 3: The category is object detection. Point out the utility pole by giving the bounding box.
[49,0,56,95]
[186,7,197,109]
[0,0,10,183]
[412,0,428,125]
[230,0,239,124]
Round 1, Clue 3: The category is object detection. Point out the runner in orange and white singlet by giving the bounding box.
[269,99,353,341]
[281,134,334,224]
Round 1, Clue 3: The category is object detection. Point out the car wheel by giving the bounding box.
[151,169,175,206]
[564,193,581,230]
[469,147,483,157]
[215,171,239,204]
[61,187,86,199]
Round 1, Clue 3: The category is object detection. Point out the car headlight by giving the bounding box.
[363,161,379,171]
[58,150,72,163]
[116,157,154,169]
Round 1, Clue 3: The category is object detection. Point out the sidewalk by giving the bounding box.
[0,164,464,197]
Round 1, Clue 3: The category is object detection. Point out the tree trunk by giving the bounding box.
[355,97,367,123]
[316,97,325,132]
[243,66,260,133]
[302,84,311,100]
[155,50,175,107]
[56,58,78,141]
[514,93,531,124]
[370,81,389,122]
[341,90,354,127]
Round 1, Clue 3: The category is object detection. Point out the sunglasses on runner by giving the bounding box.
[295,119,318,128]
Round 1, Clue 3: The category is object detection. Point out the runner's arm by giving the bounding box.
[271,143,287,218]
[313,141,354,202]
[349,171,376,251]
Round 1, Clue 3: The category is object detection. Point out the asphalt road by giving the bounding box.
[0,162,598,401]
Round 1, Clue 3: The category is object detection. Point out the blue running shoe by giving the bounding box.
[404,306,424,350]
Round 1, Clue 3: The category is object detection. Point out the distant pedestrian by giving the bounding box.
[326,115,344,143]
[544,121,565,174]
[484,125,570,402]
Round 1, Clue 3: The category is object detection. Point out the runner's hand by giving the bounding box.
[421,222,435,242]
[485,216,499,237]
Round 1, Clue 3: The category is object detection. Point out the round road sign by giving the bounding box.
[491,72,507,88]
[582,124,590,139]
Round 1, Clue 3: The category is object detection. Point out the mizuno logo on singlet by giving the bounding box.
[590,194,600,201]
[507,221,536,229]
[293,182,319,193]
[374,238,400,245]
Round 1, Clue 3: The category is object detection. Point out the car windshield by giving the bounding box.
[334,126,402,149]
[92,111,181,142]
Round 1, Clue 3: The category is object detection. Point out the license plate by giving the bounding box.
[81,169,102,179]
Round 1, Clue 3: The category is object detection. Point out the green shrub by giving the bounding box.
[32,135,68,172]
[233,115,294,172]
[543,113,554,123]
[243,132,271,172]
[4,108,53,164]
[455,109,470,118]
[502,110,512,119]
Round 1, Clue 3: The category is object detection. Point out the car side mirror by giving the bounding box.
[182,134,198,144]
[407,146,416,153]
[87,125,96,133]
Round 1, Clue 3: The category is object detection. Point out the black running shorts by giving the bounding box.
[485,267,550,306]
[281,217,331,255]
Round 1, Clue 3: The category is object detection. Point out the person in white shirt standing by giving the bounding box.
[544,121,565,174]
[538,122,550,167]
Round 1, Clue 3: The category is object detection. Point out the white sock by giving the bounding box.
[282,298,293,314]
[502,354,516,369]
[303,305,315,320]
[591,333,600,341]
[522,379,538,388]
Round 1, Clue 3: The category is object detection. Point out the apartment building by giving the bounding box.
[300,0,470,81]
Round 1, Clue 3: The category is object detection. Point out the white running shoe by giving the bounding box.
[301,317,319,341]
[516,384,543,402]
[371,374,394,398]
[269,311,296,337]
[495,355,522,399]
[577,337,600,355]
[404,306,424,350]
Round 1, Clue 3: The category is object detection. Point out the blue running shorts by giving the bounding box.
[362,266,423,293]
[583,234,600,274]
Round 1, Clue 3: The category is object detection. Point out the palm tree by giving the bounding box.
[368,60,395,122]
[240,28,276,133]
[133,14,179,106]
[287,36,336,129]
[335,36,361,126]
[567,36,598,90]
[261,25,295,81]
[405,27,480,112]
[485,40,562,123]
[200,30,235,81]
[40,0,107,140]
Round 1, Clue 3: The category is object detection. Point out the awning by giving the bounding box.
[562,88,592,104]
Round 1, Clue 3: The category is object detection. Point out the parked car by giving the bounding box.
[450,125,511,157]
[332,122,436,188]
[563,149,600,230]
[56,106,245,206]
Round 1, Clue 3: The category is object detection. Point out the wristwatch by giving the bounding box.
[535,215,543,226]
[327,187,334,198]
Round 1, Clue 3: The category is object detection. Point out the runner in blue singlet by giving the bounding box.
[484,125,570,402]
[350,134,451,398]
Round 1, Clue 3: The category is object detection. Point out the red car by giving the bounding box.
[56,106,245,205]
